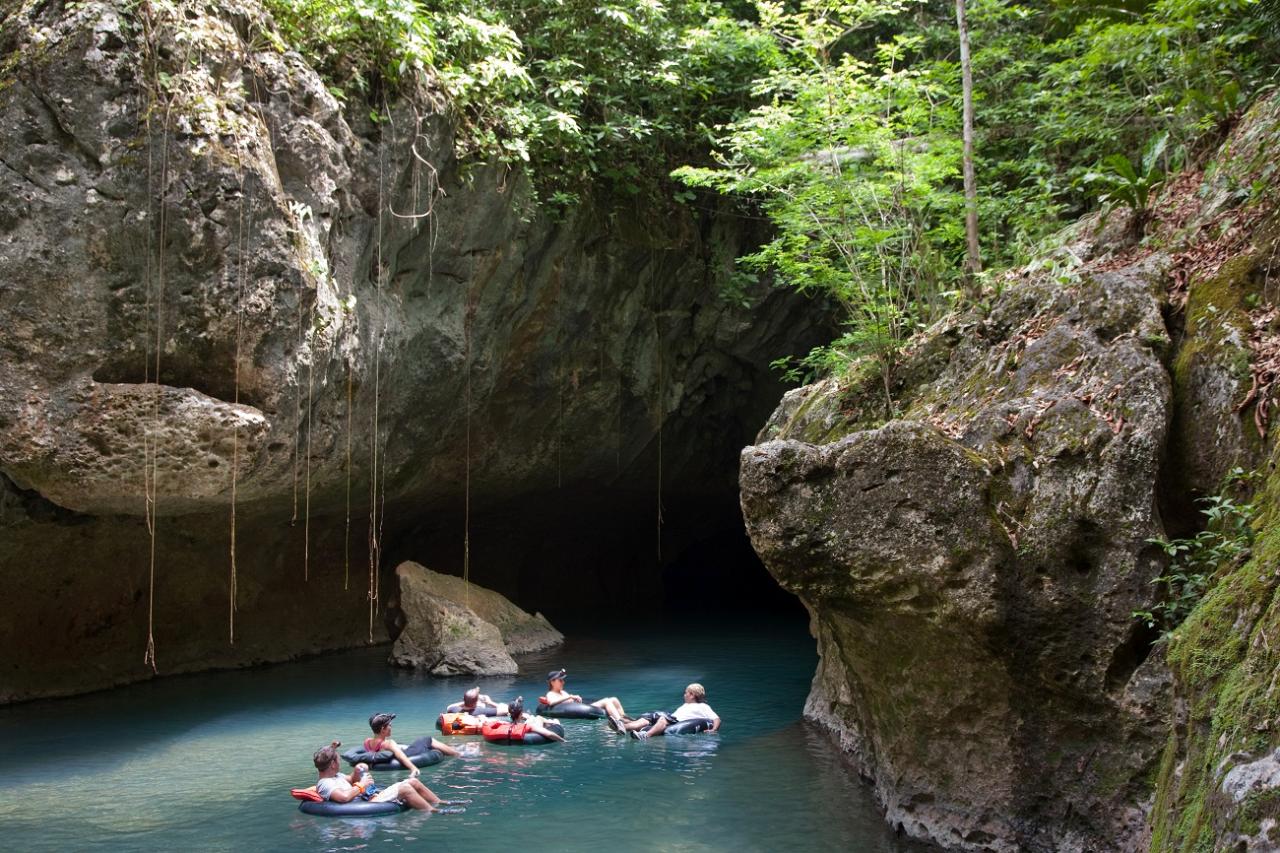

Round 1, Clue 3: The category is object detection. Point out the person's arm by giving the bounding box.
[327,771,372,804]
[708,715,721,733]
[533,721,566,743]
[543,690,569,707]
[385,738,420,777]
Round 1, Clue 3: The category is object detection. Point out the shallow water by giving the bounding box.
[0,615,923,851]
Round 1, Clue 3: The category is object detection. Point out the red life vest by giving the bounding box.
[482,720,531,743]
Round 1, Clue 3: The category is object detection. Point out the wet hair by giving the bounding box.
[462,687,480,708]
[313,745,339,770]
[686,683,706,702]
[369,712,396,733]
[508,696,525,721]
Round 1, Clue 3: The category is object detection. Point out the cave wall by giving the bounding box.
[0,1,827,702]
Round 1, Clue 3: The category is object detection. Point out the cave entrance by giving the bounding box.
[381,482,805,627]
[660,524,805,617]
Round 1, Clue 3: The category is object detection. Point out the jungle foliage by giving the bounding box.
[1136,469,1260,641]
[264,0,1277,390]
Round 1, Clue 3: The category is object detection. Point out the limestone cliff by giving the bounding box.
[741,95,1280,851]
[0,1,828,701]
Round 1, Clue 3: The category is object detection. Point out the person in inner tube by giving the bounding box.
[366,712,462,770]
[459,686,509,716]
[542,668,629,726]
[622,683,721,739]
[508,696,567,743]
[312,742,445,811]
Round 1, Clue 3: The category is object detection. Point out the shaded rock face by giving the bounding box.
[388,560,562,662]
[1145,97,1280,853]
[0,2,827,701]
[390,563,520,676]
[742,265,1176,851]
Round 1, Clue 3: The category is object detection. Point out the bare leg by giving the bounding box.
[409,778,441,806]
[592,697,627,718]
[375,779,440,810]
[432,740,461,758]
[400,787,433,810]
[622,716,651,732]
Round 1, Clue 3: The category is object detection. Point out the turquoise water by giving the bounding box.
[0,616,922,852]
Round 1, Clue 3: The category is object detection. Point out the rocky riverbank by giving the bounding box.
[741,94,1280,852]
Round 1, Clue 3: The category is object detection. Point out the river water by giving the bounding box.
[0,615,923,851]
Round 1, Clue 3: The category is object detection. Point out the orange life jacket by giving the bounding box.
[437,712,484,735]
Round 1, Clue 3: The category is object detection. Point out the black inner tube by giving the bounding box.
[342,746,443,770]
[536,700,604,719]
[297,798,407,817]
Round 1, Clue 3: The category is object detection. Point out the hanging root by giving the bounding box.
[139,4,180,673]
[344,355,353,591]
[653,257,664,564]
[464,272,475,609]
[389,109,443,222]
[368,330,383,643]
[228,164,250,644]
[556,262,564,489]
[292,299,303,525]
[303,315,315,581]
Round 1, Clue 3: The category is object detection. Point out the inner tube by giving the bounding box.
[482,720,565,745]
[536,700,604,719]
[445,701,500,716]
[437,712,484,736]
[341,747,443,771]
[663,717,715,736]
[298,799,408,817]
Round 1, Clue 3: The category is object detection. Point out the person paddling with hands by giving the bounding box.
[312,741,444,811]
[365,712,461,771]
[543,668,629,727]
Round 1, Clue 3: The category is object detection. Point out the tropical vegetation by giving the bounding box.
[265,0,1277,396]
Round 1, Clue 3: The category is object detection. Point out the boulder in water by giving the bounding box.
[389,561,562,675]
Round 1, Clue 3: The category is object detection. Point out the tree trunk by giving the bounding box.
[956,0,981,287]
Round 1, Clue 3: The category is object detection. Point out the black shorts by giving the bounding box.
[640,711,678,725]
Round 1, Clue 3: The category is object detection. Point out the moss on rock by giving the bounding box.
[1150,438,1280,850]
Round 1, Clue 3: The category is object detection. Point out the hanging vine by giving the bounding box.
[137,7,182,674]
[228,162,251,644]
[344,354,353,590]
[303,311,315,581]
[368,328,383,642]
[653,254,665,565]
[463,256,476,609]
[367,123,387,644]
[555,261,564,489]
[291,299,303,526]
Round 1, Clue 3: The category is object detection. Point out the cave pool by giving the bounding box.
[0,614,925,851]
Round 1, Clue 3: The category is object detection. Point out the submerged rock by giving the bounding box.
[389,561,561,675]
